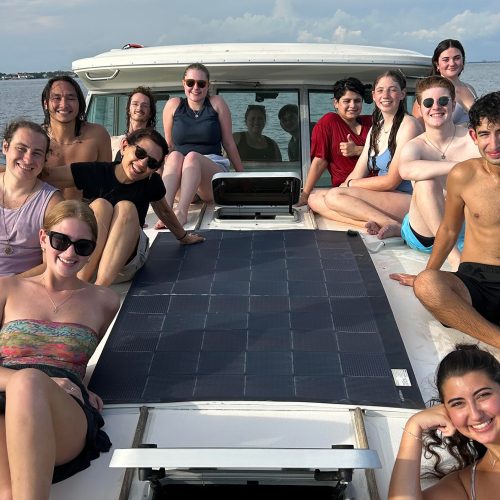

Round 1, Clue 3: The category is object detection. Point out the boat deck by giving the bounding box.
[48,203,483,500]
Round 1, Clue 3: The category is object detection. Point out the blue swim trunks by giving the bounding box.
[401,213,464,253]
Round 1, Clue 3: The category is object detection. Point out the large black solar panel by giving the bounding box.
[89,230,423,408]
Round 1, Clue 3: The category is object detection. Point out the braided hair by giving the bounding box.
[368,70,407,173]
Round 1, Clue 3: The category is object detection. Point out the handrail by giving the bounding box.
[85,69,120,81]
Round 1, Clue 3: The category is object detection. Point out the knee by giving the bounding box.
[5,368,49,402]
[183,152,203,168]
[114,201,139,225]
[323,188,343,209]
[414,269,442,304]
[90,198,113,220]
[307,192,324,212]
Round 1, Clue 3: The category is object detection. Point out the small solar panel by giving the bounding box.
[89,230,423,408]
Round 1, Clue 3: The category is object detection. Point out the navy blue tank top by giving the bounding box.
[172,97,222,156]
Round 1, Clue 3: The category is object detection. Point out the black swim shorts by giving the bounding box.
[454,262,500,326]
[0,364,111,483]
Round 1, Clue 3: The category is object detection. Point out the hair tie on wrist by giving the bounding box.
[347,179,352,187]
[177,231,188,241]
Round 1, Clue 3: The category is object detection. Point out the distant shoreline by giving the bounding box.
[0,71,76,81]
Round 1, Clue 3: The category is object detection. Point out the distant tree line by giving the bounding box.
[0,70,77,80]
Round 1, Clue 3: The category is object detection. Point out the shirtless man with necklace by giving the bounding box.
[391,91,500,349]
[395,76,478,269]
[42,76,111,200]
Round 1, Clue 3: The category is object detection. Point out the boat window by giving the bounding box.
[218,89,301,177]
[86,91,182,137]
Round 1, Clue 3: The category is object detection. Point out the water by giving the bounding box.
[1,62,499,143]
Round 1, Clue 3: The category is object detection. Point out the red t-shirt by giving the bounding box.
[311,113,372,187]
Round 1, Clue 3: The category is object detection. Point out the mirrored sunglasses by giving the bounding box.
[422,96,451,108]
[134,145,162,170]
[47,231,96,256]
[184,79,207,89]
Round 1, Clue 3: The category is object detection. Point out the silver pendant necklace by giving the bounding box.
[192,106,204,119]
[425,126,456,160]
[1,174,36,256]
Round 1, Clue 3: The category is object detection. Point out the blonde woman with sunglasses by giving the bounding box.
[0,200,120,498]
[155,63,244,228]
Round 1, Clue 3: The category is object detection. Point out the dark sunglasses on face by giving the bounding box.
[422,96,451,108]
[184,79,207,89]
[47,231,96,256]
[133,145,162,170]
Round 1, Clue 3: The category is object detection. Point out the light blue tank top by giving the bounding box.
[372,149,412,194]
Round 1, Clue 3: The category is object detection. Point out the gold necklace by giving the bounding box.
[41,276,76,313]
[383,120,393,134]
[1,174,37,256]
[425,126,456,160]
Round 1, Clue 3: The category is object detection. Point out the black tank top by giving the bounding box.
[172,97,222,156]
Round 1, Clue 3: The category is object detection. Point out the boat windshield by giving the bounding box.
[86,87,416,186]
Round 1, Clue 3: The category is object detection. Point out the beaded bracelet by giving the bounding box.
[177,231,188,241]
[402,427,422,442]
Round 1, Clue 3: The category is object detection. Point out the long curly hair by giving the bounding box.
[422,344,499,479]
[368,70,407,173]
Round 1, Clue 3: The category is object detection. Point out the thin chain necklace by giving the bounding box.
[488,449,499,469]
[47,128,81,145]
[190,105,204,119]
[425,126,456,160]
[1,174,36,256]
[41,276,76,313]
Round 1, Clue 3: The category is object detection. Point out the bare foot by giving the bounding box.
[154,219,166,230]
[365,221,381,235]
[377,223,401,240]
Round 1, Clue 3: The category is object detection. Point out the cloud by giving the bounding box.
[401,10,500,42]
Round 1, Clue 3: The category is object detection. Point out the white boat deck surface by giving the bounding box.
[49,203,489,500]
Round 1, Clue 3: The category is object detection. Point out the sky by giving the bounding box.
[1,0,499,73]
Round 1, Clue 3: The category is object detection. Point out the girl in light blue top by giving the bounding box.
[313,71,422,239]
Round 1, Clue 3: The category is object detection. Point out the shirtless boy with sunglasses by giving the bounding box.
[394,76,478,269]
[391,91,500,349]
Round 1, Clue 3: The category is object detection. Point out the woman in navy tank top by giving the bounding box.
[155,63,243,228]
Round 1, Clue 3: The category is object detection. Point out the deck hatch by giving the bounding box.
[89,230,423,409]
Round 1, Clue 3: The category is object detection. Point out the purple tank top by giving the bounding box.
[0,182,58,276]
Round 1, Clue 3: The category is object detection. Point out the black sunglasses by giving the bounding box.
[184,79,207,89]
[133,145,162,170]
[47,231,96,257]
[422,96,451,108]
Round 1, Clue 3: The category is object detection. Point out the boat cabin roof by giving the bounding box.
[73,42,432,91]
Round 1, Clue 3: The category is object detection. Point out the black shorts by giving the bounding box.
[454,262,500,326]
[0,364,111,483]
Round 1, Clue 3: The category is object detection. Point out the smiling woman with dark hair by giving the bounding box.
[233,104,282,161]
[412,39,477,125]
[389,344,500,499]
